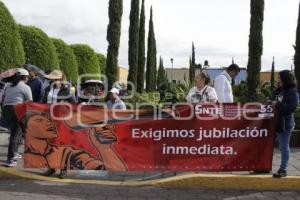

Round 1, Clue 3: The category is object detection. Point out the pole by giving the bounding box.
[171,58,174,83]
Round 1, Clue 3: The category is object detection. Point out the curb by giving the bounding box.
[153,174,300,190]
[0,166,153,186]
[0,132,9,146]
[1,166,300,190]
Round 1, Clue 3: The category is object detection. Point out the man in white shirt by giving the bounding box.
[214,64,240,103]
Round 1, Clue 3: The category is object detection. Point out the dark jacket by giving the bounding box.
[275,87,299,133]
[27,77,44,103]
[43,84,76,104]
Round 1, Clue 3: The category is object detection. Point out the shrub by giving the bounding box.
[52,38,78,83]
[233,81,249,103]
[18,25,59,71]
[159,81,191,103]
[0,1,25,70]
[123,92,161,109]
[96,53,106,75]
[233,81,270,103]
[70,44,100,81]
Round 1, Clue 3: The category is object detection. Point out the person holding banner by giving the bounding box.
[186,72,218,103]
[273,70,299,178]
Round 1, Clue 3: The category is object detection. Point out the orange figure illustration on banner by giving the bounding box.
[21,110,127,171]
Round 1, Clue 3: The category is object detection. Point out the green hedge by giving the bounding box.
[124,92,161,109]
[18,25,59,71]
[70,44,100,81]
[52,38,78,83]
[0,1,25,70]
[96,53,106,75]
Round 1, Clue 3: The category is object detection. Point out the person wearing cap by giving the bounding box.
[214,64,240,103]
[2,68,32,167]
[26,67,45,103]
[42,70,76,104]
[106,88,126,110]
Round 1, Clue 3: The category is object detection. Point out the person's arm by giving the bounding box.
[119,101,127,110]
[186,88,193,103]
[70,151,104,170]
[38,81,45,103]
[207,88,218,103]
[87,127,127,171]
[214,77,225,103]
[42,87,50,104]
[24,85,33,102]
[1,84,8,107]
[223,80,233,103]
[276,90,299,115]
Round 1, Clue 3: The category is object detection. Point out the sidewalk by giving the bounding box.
[1,132,300,190]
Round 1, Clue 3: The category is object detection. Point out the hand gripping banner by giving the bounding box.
[14,102,276,172]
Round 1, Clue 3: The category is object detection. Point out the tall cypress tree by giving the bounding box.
[157,56,165,88]
[137,0,146,93]
[127,0,140,90]
[246,0,265,101]
[151,9,157,91]
[189,56,192,83]
[146,7,157,92]
[106,0,123,89]
[189,43,196,84]
[294,2,300,93]
[270,56,275,94]
[157,56,167,101]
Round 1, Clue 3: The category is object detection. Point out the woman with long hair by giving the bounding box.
[186,72,218,103]
[2,68,32,167]
[273,70,299,178]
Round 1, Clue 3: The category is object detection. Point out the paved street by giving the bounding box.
[0,179,299,200]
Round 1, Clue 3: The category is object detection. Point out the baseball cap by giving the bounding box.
[17,68,29,76]
[109,88,119,95]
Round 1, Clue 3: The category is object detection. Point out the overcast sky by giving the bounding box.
[3,0,300,71]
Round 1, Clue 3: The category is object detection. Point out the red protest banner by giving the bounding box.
[15,102,276,172]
